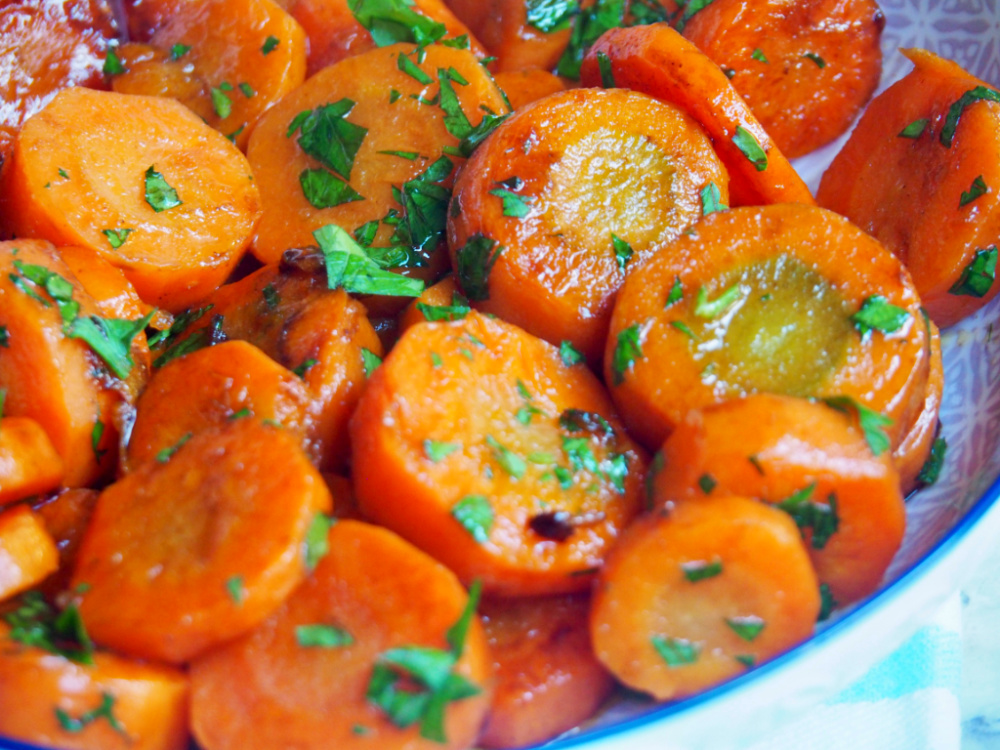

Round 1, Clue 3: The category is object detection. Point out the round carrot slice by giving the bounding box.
[680,0,883,158]
[492,69,567,110]
[0,87,262,312]
[447,86,729,365]
[0,505,59,602]
[478,594,613,748]
[579,23,814,207]
[590,496,820,700]
[817,49,1000,328]
[190,520,492,750]
[59,245,164,327]
[0,622,189,750]
[0,417,64,507]
[0,239,138,487]
[126,340,313,470]
[350,311,647,597]
[246,42,509,278]
[604,204,931,452]
[72,419,333,663]
[649,394,905,605]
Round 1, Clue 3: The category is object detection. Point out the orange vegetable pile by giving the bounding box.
[0,0,996,748]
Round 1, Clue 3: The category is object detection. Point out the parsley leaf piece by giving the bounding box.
[239,82,255,98]
[55,693,126,735]
[3,592,95,664]
[262,284,280,309]
[851,295,911,336]
[725,615,765,642]
[949,246,998,298]
[439,34,470,49]
[898,118,929,139]
[486,435,526,478]
[736,654,756,668]
[261,35,280,54]
[211,86,233,118]
[304,513,335,571]
[451,495,494,543]
[526,0,578,32]
[91,419,105,460]
[447,579,482,654]
[288,101,368,181]
[226,575,246,605]
[488,185,533,218]
[651,635,700,667]
[455,233,503,301]
[361,347,382,377]
[596,50,615,87]
[700,182,727,215]
[349,0,447,47]
[299,168,365,209]
[148,305,215,364]
[557,0,626,79]
[751,48,768,63]
[0,325,7,347]
[611,323,642,385]
[559,408,613,437]
[917,436,948,486]
[103,47,126,76]
[629,0,671,23]
[170,43,191,60]
[397,51,432,84]
[101,228,133,248]
[296,624,354,648]
[777,484,840,549]
[392,156,455,255]
[694,283,740,318]
[144,166,182,212]
[818,583,838,622]
[424,439,460,462]
[802,52,826,68]
[681,559,723,583]
[732,126,768,171]
[67,311,155,379]
[960,175,989,207]
[438,68,473,140]
[697,473,716,494]
[940,86,1000,147]
[313,224,424,297]
[155,432,192,463]
[458,112,510,157]
[665,275,683,307]
[611,233,633,273]
[674,0,716,32]
[418,292,471,321]
[560,340,584,366]
[378,149,420,160]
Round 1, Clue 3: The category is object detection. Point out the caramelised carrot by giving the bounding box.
[32,488,100,596]
[190,520,492,750]
[680,0,883,158]
[580,24,814,207]
[0,87,262,312]
[590,496,820,700]
[478,594,613,748]
[126,340,313,470]
[286,0,485,77]
[0,239,141,487]
[0,0,114,163]
[166,260,383,470]
[398,275,464,335]
[492,69,567,110]
[605,204,931,452]
[649,394,905,605]
[0,505,59,601]
[0,418,64,507]
[817,48,1000,328]
[72,419,333,663]
[351,311,647,597]
[114,0,307,150]
[448,86,728,365]
[895,317,944,494]
[0,622,189,750]
[246,41,510,291]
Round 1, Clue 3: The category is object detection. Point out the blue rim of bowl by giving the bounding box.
[1,473,998,750]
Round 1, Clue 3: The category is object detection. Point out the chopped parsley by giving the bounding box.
[0,326,7,347]
[169,43,191,60]
[700,182,727,215]
[389,156,454,257]
[940,86,1000,147]
[304,513,335,571]
[898,118,929,139]
[398,51,432,84]
[211,85,233,118]
[751,48,768,63]
[949,246,997,297]
[651,635,700,667]
[694,283,741,318]
[485,435,526,478]
[611,234,633,273]
[735,654,756,669]
[263,284,280,309]
[822,396,893,456]
[560,340,584,366]
[313,224,424,297]
[55,693,125,735]
[732,126,768,171]
[674,0,716,32]
[451,495,493,543]
[261,35,280,54]
[101,228,133,249]
[596,51,615,87]
[299,168,365,209]
[818,583,838,622]
[776,484,839,550]
[144,166,182,212]
[418,292,471,321]
[91,418,105,461]
[226,576,246,605]
[525,0,578,32]
[851,295,910,336]
[665,276,684,307]
[296,624,354,648]
[916,436,948,486]
[455,233,503,301]
[559,409,613,437]
[349,0,447,47]
[155,432,192,463]
[424,439,461,462]
[488,177,533,218]
[697,473,716,494]
[557,0,626,79]
[802,52,826,68]
[361,348,382,377]
[3,591,94,664]
[610,323,642,385]
[725,615,765,642]
[681,559,723,583]
[239,82,255,98]
[287,100,368,181]
[103,47,126,76]
[960,175,989,207]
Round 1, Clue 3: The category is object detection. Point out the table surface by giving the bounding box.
[960,541,1000,748]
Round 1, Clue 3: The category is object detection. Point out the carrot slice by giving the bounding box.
[0,0,114,164]
[0,239,140,486]
[492,69,567,110]
[680,0,883,158]
[72,419,333,663]
[126,340,313,470]
[0,505,59,601]
[579,24,814,206]
[649,394,905,605]
[286,0,485,77]
[0,622,189,750]
[32,488,100,596]
[448,86,728,365]
[0,87,262,312]
[590,496,820,700]
[895,317,944,495]
[0,418,64,506]
[351,311,647,596]
[190,519,492,750]
[604,204,931,451]
[478,594,613,748]
[246,42,510,279]
[399,275,463,335]
[817,49,1000,328]
[115,0,307,150]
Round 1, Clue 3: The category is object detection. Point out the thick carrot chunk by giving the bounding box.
[0,418,64,506]
[0,505,59,601]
